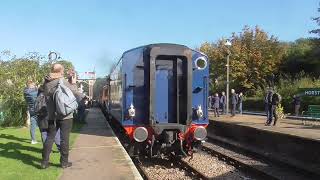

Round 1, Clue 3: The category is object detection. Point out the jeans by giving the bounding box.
[266,105,277,125]
[239,103,243,114]
[221,103,226,114]
[271,105,278,125]
[40,128,61,150]
[30,115,38,141]
[295,105,300,116]
[77,107,85,122]
[213,107,219,117]
[42,119,73,165]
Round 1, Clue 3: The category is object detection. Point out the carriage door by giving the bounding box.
[154,56,187,124]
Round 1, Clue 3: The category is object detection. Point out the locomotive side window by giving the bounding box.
[109,58,123,120]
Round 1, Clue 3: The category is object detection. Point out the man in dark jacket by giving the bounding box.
[35,85,60,150]
[24,80,38,144]
[238,92,243,114]
[220,92,226,114]
[231,89,237,117]
[41,63,85,169]
[212,93,220,117]
[265,90,273,125]
[293,95,301,116]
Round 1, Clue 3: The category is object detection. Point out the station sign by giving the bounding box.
[299,88,320,96]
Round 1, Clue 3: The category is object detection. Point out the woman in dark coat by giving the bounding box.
[212,93,220,117]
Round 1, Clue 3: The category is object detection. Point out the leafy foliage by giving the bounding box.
[200,26,286,93]
[280,38,320,77]
[275,104,285,120]
[246,75,320,113]
[0,51,74,127]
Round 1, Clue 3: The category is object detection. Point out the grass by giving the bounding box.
[0,122,84,180]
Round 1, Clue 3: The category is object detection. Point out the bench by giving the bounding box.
[302,105,320,118]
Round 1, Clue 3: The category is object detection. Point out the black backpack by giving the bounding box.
[272,93,282,104]
[35,93,48,119]
[35,93,49,129]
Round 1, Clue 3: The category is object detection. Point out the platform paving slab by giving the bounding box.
[59,108,142,180]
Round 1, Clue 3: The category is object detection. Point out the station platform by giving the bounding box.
[60,108,142,180]
[209,114,320,141]
[207,114,320,176]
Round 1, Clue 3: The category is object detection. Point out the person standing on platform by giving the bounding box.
[41,63,85,169]
[265,90,274,125]
[231,89,238,117]
[212,93,220,117]
[220,91,226,114]
[292,95,301,116]
[208,94,213,110]
[238,92,243,114]
[35,85,61,150]
[264,90,269,117]
[24,80,38,144]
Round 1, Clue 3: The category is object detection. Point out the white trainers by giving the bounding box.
[31,140,38,144]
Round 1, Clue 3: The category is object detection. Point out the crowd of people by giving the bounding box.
[208,89,243,117]
[209,88,305,127]
[23,63,86,169]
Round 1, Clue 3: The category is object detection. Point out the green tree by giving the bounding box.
[280,38,320,77]
[93,77,108,100]
[200,26,286,93]
[0,51,74,127]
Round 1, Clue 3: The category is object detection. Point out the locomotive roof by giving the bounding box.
[122,43,188,55]
[109,43,208,75]
[122,43,207,58]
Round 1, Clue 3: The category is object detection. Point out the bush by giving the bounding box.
[244,74,320,114]
[0,53,74,127]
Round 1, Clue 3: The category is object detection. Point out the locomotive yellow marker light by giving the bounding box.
[196,105,204,118]
[128,103,135,117]
[133,127,148,142]
[195,57,207,70]
[193,126,207,141]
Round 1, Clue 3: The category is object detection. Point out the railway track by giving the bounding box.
[102,107,317,179]
[134,155,209,180]
[202,136,318,180]
[101,107,208,179]
[102,107,250,179]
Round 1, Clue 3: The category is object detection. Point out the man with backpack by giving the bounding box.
[35,85,60,150]
[41,63,85,169]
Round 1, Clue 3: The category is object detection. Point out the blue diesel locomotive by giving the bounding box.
[103,43,209,157]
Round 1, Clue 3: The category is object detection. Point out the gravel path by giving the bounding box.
[139,158,193,180]
[182,151,254,180]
